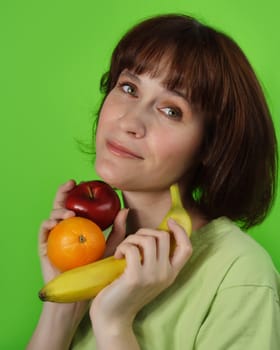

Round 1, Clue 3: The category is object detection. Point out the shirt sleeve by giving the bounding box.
[195,285,280,350]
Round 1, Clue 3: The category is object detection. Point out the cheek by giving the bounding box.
[98,102,111,126]
[155,132,202,160]
[99,92,126,120]
[95,101,115,142]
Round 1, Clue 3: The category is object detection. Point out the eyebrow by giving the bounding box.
[120,70,188,101]
[119,70,141,82]
[169,88,187,99]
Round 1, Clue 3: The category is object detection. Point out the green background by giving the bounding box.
[1,1,279,348]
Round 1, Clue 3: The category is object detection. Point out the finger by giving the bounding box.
[38,219,58,255]
[134,229,170,264]
[50,208,76,221]
[167,218,193,271]
[154,230,171,263]
[105,208,129,256]
[39,219,58,242]
[115,242,142,272]
[115,229,158,265]
[53,179,76,209]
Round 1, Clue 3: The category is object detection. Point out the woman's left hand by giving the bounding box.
[90,218,192,332]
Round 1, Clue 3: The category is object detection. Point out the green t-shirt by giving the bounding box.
[71,217,280,349]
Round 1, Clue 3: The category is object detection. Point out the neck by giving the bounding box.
[122,189,171,234]
[122,188,208,235]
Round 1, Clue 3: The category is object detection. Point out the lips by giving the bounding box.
[106,140,143,159]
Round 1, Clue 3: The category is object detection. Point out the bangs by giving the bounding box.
[104,15,226,115]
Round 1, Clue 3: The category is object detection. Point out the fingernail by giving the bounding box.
[168,217,176,225]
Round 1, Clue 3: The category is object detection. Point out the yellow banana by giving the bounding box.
[39,183,192,303]
[157,182,192,243]
[39,256,126,303]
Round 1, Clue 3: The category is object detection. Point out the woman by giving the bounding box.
[27,14,280,349]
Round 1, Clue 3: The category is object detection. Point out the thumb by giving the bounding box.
[104,208,129,257]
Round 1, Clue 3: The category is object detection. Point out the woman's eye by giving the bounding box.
[120,83,137,96]
[161,107,182,119]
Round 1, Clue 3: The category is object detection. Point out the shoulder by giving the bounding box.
[192,217,280,295]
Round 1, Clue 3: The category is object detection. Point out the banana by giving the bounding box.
[157,182,192,247]
[39,183,192,303]
[39,256,126,303]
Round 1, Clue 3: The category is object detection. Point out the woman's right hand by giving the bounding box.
[29,180,128,349]
[28,180,90,350]
[38,179,77,283]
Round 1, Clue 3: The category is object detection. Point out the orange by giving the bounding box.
[47,216,106,271]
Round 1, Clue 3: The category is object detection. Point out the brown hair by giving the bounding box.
[97,14,278,229]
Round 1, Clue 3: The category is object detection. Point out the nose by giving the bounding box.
[118,107,146,138]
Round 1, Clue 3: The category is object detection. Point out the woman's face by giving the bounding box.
[95,69,204,192]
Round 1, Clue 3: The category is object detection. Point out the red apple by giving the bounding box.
[65,180,121,230]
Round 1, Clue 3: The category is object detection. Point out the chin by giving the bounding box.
[95,168,137,192]
[95,163,122,189]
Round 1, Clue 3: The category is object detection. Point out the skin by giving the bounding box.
[95,69,204,194]
[27,70,207,350]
